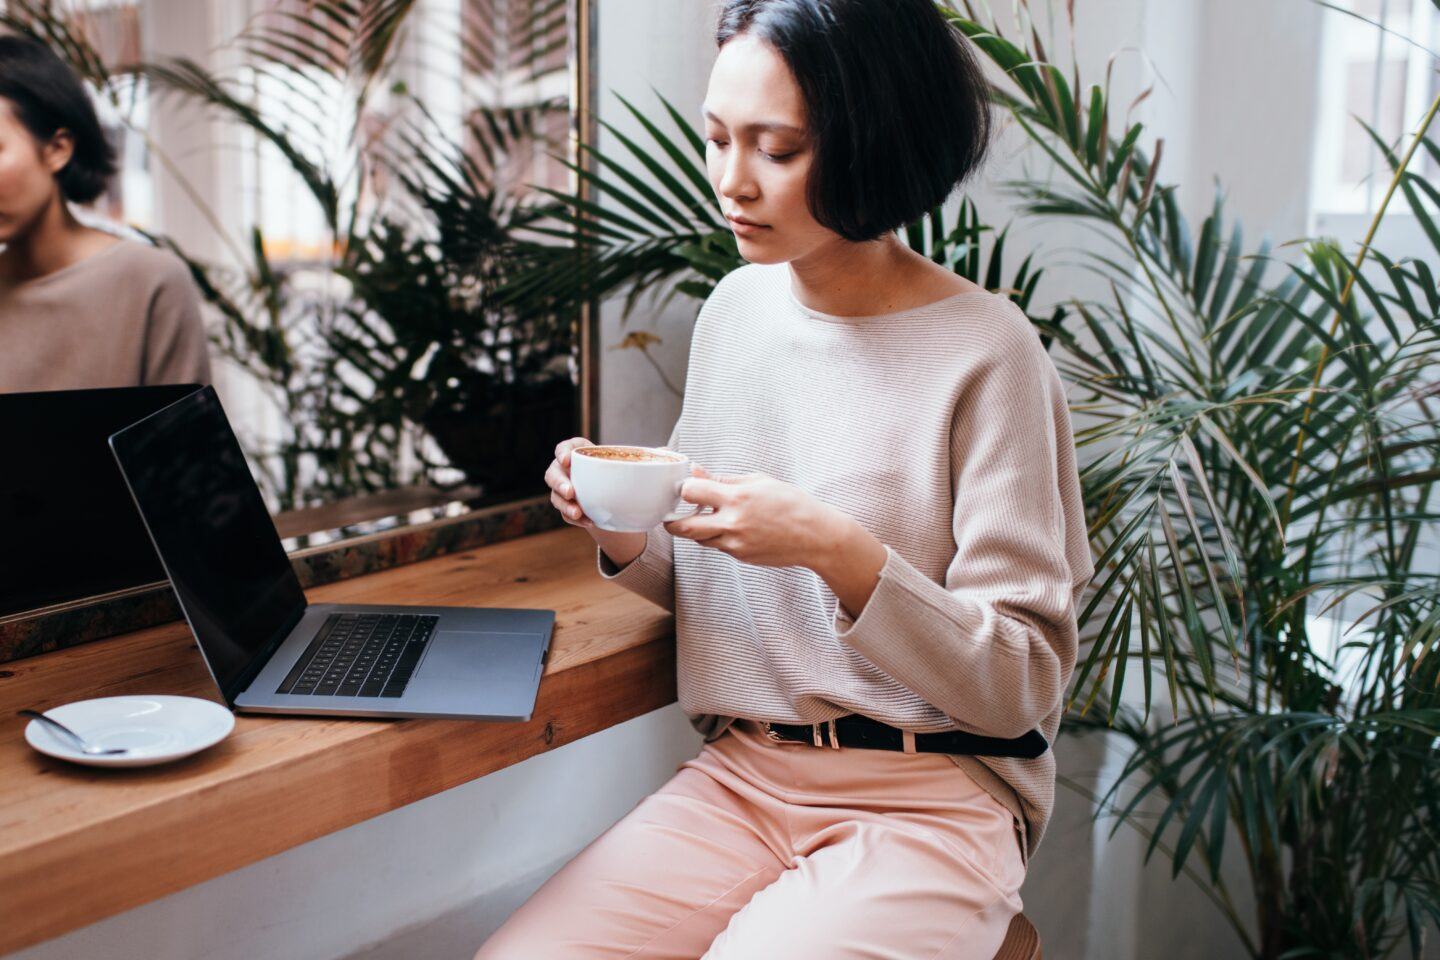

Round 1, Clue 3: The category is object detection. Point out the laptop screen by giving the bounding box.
[109,386,306,702]
[0,384,201,616]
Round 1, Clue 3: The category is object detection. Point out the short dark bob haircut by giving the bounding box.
[717,0,992,243]
[0,34,117,204]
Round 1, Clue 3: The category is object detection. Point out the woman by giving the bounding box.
[482,0,1093,956]
[0,35,209,391]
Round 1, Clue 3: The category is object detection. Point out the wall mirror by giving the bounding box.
[0,0,597,642]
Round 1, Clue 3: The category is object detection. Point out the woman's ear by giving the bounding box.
[42,128,74,177]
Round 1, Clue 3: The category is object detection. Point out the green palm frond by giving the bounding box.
[0,0,115,88]
[500,88,1065,333]
[139,58,342,226]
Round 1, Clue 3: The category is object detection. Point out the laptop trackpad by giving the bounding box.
[429,631,544,691]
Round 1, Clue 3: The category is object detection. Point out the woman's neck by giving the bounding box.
[785,234,977,317]
[0,197,113,283]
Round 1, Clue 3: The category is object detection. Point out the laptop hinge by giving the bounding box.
[224,601,308,706]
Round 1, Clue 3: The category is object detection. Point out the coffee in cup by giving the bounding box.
[574,447,681,463]
[569,445,695,531]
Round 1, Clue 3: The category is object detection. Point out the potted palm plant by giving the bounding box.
[948,4,1439,956]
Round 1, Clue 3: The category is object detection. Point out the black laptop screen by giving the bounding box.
[109,387,305,700]
[0,384,200,616]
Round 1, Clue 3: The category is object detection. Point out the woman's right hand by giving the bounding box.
[547,437,596,529]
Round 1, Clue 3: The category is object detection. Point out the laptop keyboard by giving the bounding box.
[276,613,439,698]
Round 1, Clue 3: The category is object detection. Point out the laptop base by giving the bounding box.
[233,603,552,721]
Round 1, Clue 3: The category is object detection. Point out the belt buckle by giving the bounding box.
[760,721,786,744]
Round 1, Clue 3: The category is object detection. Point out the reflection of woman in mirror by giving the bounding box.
[0,35,210,391]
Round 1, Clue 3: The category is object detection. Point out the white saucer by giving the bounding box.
[24,695,235,768]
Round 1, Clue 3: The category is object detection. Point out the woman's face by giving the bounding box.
[0,99,69,244]
[702,34,835,265]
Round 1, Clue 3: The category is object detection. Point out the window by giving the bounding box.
[1310,0,1439,218]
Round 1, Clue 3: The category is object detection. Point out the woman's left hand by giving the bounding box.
[663,464,843,569]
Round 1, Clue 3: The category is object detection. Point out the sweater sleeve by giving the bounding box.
[595,420,680,612]
[832,324,1083,739]
[142,253,212,386]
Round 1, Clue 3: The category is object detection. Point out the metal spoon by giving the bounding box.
[18,709,129,756]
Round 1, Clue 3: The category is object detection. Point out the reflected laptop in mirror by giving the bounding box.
[0,384,201,617]
[108,386,553,720]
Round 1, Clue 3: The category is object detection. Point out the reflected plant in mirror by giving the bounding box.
[2,0,586,513]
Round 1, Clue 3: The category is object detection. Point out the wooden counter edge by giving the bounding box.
[0,634,677,955]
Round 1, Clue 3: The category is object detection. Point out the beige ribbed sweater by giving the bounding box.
[598,261,1093,862]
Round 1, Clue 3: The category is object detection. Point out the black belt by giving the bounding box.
[758,714,1049,759]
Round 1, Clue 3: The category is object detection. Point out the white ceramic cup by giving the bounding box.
[570,445,695,532]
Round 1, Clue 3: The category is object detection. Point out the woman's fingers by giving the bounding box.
[667,509,725,539]
[548,436,593,496]
[556,436,593,468]
[546,459,576,499]
[551,490,591,526]
[555,437,589,458]
[679,476,730,509]
[548,437,595,526]
[544,459,565,491]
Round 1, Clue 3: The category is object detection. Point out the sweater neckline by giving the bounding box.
[783,270,993,324]
[1,236,131,291]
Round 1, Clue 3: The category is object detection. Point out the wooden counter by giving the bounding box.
[0,527,676,955]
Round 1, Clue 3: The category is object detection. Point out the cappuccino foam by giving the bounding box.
[575,446,681,463]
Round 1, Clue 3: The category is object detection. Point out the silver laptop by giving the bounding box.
[108,386,553,721]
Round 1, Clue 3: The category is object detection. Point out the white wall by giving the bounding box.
[594,2,720,446]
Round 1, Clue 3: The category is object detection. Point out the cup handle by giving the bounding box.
[662,502,712,523]
[662,477,688,524]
